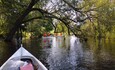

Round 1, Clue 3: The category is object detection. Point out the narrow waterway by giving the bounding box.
[0,36,115,70]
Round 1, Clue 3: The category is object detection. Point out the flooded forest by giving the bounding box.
[0,0,115,70]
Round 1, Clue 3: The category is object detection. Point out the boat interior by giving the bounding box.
[1,56,39,70]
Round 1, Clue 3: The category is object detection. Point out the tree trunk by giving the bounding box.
[5,0,36,42]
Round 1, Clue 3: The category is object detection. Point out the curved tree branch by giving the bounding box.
[30,8,84,37]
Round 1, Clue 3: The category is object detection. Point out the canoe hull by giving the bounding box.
[0,46,47,70]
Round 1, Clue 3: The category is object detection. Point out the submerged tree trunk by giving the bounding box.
[97,21,101,40]
[68,28,70,35]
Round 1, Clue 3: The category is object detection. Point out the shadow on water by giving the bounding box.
[0,41,16,66]
[81,38,115,70]
[0,36,115,70]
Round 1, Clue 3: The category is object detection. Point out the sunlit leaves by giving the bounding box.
[96,0,115,33]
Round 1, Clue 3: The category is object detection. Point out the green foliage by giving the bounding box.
[80,0,115,38]
[0,0,29,37]
[27,19,53,37]
[55,21,69,35]
[0,0,115,39]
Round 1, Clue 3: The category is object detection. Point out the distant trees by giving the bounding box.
[27,19,53,38]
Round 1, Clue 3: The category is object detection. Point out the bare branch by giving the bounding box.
[62,0,81,12]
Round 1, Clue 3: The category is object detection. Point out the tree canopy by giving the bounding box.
[0,0,115,41]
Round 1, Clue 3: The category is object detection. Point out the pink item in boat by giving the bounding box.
[43,40,46,42]
[20,63,34,70]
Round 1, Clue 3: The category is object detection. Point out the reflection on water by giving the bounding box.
[0,41,16,66]
[0,36,115,70]
[69,36,83,70]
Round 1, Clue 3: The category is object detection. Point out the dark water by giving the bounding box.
[0,36,115,70]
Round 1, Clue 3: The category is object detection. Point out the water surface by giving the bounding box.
[0,36,115,70]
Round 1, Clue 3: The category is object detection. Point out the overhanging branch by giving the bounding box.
[22,16,43,23]
[30,8,83,36]
[62,0,82,12]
